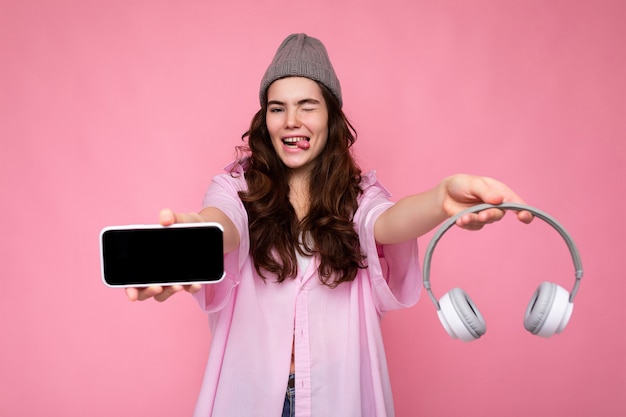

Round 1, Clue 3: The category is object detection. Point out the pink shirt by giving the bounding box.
[192,163,421,417]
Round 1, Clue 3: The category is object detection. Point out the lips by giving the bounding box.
[282,137,310,150]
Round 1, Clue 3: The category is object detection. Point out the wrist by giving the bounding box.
[437,175,456,218]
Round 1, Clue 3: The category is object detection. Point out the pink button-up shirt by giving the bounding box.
[192,163,421,417]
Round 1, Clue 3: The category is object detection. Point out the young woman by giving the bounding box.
[126,34,532,417]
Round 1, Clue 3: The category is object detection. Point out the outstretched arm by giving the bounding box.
[373,174,533,245]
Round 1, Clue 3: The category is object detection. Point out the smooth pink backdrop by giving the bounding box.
[1,1,625,416]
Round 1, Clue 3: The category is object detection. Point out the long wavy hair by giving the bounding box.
[236,81,367,287]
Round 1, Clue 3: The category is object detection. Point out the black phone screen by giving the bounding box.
[100,224,224,287]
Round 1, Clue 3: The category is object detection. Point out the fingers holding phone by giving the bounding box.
[159,208,207,227]
[125,284,202,302]
[125,286,161,302]
[117,209,209,302]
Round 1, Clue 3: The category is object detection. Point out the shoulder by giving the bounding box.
[212,159,249,192]
[359,170,392,199]
[355,170,394,225]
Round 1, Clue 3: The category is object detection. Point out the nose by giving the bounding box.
[285,109,300,128]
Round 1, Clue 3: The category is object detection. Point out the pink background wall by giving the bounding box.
[1,0,624,416]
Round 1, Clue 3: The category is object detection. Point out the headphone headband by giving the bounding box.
[423,203,583,310]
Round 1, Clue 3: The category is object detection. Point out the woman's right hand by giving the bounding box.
[124,208,207,303]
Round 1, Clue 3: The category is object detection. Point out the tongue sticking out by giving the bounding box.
[296,140,310,150]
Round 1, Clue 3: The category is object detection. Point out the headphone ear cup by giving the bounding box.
[437,287,487,342]
[524,281,574,337]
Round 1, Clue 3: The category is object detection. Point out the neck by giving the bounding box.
[289,173,310,220]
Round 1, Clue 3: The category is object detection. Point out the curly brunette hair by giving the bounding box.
[236,81,367,287]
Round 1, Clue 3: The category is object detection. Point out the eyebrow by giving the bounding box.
[267,98,321,106]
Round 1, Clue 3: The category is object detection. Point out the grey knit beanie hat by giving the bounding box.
[259,33,342,107]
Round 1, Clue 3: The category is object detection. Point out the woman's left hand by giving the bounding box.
[441,174,534,230]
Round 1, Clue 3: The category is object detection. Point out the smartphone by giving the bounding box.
[99,223,225,288]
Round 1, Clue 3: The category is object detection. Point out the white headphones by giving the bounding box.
[422,203,583,342]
